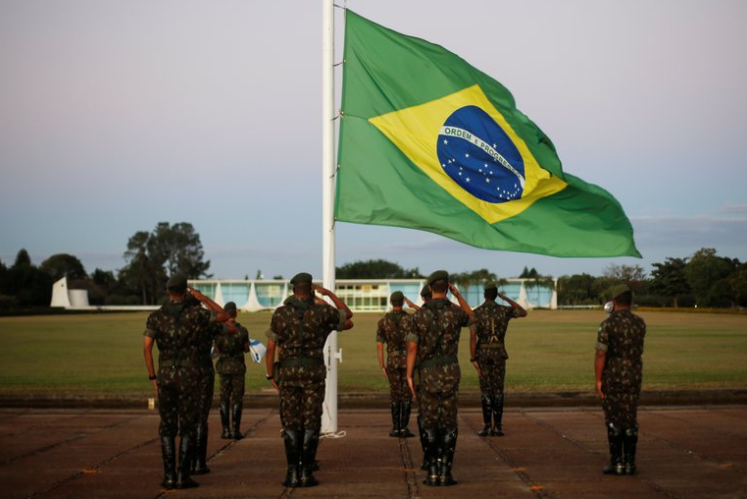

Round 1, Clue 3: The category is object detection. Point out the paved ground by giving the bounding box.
[1,405,745,499]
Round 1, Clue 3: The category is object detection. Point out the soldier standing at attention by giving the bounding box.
[214,301,250,440]
[470,282,527,437]
[406,271,473,487]
[264,273,354,488]
[143,274,234,490]
[595,284,646,476]
[377,291,415,438]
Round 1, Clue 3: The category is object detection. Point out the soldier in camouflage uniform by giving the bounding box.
[143,274,234,490]
[377,291,414,438]
[595,284,646,476]
[214,301,250,440]
[406,271,473,487]
[264,273,354,488]
[469,283,527,437]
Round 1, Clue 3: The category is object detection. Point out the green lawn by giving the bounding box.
[0,310,745,397]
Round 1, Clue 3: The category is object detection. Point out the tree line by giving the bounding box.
[1,227,745,309]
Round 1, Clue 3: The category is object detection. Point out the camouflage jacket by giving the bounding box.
[266,297,345,380]
[596,309,646,389]
[473,300,521,359]
[214,322,250,375]
[143,300,217,370]
[405,298,472,369]
[376,309,410,355]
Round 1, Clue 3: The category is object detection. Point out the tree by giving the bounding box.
[336,259,422,279]
[649,257,690,307]
[519,267,539,278]
[729,262,747,308]
[120,222,211,305]
[558,273,597,305]
[603,264,647,292]
[684,248,739,307]
[1,249,52,306]
[39,253,87,281]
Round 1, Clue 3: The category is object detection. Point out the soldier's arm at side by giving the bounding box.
[143,336,158,397]
[469,325,481,375]
[406,341,418,400]
[594,350,606,399]
[265,339,279,390]
[377,342,387,377]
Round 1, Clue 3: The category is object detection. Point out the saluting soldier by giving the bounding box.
[406,270,473,487]
[469,282,527,437]
[143,274,234,490]
[376,291,415,438]
[264,273,354,488]
[214,301,251,440]
[595,284,646,475]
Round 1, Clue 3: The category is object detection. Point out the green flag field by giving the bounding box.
[0,310,745,397]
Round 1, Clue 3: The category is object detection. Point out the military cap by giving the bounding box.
[224,301,237,311]
[610,284,630,299]
[290,272,313,285]
[420,285,432,298]
[390,291,404,302]
[484,282,498,291]
[166,273,187,290]
[427,270,449,285]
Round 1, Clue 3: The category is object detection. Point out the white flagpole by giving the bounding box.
[321,0,338,434]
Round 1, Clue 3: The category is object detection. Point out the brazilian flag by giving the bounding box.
[335,10,641,258]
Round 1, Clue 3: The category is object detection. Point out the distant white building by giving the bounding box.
[50,276,557,311]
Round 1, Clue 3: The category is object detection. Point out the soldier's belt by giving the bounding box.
[418,355,458,369]
[159,359,195,368]
[279,357,325,368]
[478,344,502,349]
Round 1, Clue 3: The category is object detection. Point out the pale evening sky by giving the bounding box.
[1,0,746,280]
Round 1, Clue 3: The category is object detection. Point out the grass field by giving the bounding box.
[0,310,745,397]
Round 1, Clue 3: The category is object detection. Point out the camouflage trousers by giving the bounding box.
[476,349,506,396]
[386,359,412,403]
[219,372,245,407]
[417,364,461,429]
[196,367,215,428]
[601,385,640,429]
[278,365,326,431]
[157,366,200,439]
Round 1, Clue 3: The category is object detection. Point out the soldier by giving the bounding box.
[595,284,646,475]
[469,282,527,437]
[406,271,473,487]
[214,301,250,440]
[143,274,234,490]
[376,291,414,438]
[264,273,354,488]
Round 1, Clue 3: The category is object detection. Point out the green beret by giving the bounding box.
[290,272,313,285]
[427,270,449,286]
[484,282,497,290]
[166,273,187,290]
[390,291,404,302]
[611,284,630,299]
[420,286,432,298]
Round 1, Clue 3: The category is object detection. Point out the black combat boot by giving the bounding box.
[282,430,301,487]
[623,426,638,475]
[175,435,199,489]
[602,423,624,475]
[418,416,428,470]
[400,400,415,438]
[219,400,231,439]
[231,403,243,440]
[492,394,505,436]
[299,429,320,487]
[389,401,401,437]
[191,423,210,475]
[423,428,440,486]
[477,394,492,436]
[160,436,176,489]
[438,427,458,486]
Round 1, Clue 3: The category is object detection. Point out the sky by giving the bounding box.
[1,0,746,281]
